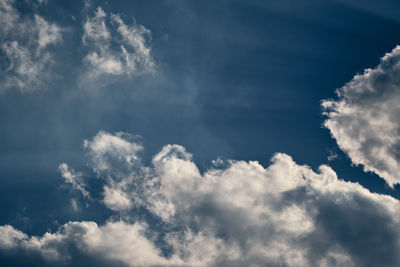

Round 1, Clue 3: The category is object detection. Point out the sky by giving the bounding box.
[1,0,400,266]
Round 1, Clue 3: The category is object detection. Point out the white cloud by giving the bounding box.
[84,52,123,75]
[81,221,177,266]
[322,45,400,186]
[83,131,143,174]
[82,7,110,44]
[0,225,27,249]
[82,131,143,211]
[70,199,79,212]
[103,186,132,211]
[82,7,155,80]
[327,150,338,161]
[1,41,52,90]
[111,14,154,74]
[0,0,19,35]
[0,0,63,93]
[59,163,90,199]
[2,132,400,266]
[34,14,62,50]
[0,221,178,266]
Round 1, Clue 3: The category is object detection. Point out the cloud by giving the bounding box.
[70,199,79,212]
[0,3,154,92]
[83,131,143,174]
[0,0,62,93]
[327,150,339,162]
[0,0,19,35]
[82,131,143,211]
[0,221,176,266]
[0,225,28,249]
[322,46,400,186]
[1,41,52,91]
[59,163,90,199]
[2,131,400,266]
[82,7,155,80]
[34,14,62,50]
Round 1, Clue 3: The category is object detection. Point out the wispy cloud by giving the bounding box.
[59,163,90,199]
[0,0,63,93]
[82,7,155,82]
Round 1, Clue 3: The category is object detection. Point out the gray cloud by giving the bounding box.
[1,131,400,266]
[322,46,400,186]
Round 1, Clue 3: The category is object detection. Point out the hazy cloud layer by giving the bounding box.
[0,0,62,93]
[82,7,155,80]
[323,46,400,186]
[1,131,400,266]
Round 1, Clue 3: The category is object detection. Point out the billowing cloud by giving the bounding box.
[0,221,177,266]
[82,131,143,211]
[322,46,400,186]
[82,7,155,80]
[1,131,400,266]
[0,0,62,93]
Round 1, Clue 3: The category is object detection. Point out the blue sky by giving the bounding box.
[1,0,400,266]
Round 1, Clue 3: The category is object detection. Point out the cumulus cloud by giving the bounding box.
[0,221,177,266]
[82,131,143,211]
[2,131,400,266]
[82,7,155,80]
[0,0,62,93]
[322,46,400,186]
[83,131,143,173]
[0,225,28,249]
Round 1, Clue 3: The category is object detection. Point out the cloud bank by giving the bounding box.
[0,131,399,266]
[0,0,62,93]
[323,46,400,186]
